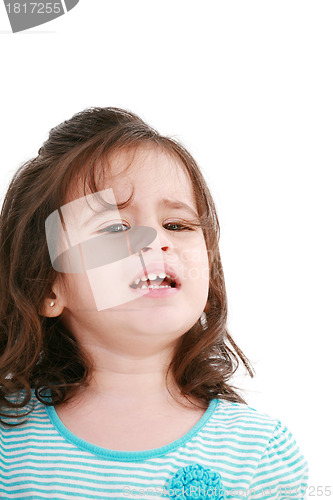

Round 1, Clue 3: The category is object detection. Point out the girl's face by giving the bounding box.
[50,146,210,350]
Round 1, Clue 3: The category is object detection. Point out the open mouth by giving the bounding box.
[129,273,178,290]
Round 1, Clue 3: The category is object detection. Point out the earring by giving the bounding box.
[50,301,55,307]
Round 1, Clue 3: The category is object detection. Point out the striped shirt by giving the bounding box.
[0,390,309,499]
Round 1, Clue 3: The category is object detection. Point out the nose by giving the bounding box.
[141,226,172,253]
[139,220,174,254]
[142,245,169,252]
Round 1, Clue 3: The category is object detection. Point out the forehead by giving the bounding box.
[107,146,194,199]
[66,144,196,206]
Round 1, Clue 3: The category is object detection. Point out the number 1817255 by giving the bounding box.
[5,3,62,14]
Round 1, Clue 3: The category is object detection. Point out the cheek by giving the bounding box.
[63,272,96,310]
[180,242,210,288]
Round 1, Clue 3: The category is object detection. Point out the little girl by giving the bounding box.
[0,107,309,499]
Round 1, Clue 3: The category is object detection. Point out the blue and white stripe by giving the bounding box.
[0,391,309,499]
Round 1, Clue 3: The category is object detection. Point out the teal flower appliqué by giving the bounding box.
[167,464,226,499]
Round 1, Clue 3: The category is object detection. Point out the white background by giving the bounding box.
[0,0,332,492]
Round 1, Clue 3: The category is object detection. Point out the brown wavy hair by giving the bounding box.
[0,106,255,427]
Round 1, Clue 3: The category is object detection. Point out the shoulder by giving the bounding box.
[212,398,281,436]
[212,399,309,498]
[211,398,285,455]
[0,388,45,428]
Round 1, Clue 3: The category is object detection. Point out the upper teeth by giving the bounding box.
[133,272,173,285]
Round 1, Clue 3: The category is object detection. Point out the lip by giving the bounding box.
[130,286,180,298]
[129,264,181,289]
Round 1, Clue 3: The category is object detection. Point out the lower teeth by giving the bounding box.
[141,285,171,289]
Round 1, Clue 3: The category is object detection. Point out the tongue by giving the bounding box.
[130,276,175,289]
[140,277,169,288]
[147,277,166,286]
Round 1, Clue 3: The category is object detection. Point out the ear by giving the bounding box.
[38,279,66,317]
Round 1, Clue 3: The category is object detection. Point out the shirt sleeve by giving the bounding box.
[246,419,309,499]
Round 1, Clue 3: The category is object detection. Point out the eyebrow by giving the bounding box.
[78,197,199,229]
[159,198,198,218]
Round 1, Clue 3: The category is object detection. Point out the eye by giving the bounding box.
[164,222,193,231]
[97,222,129,234]
[96,221,195,234]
